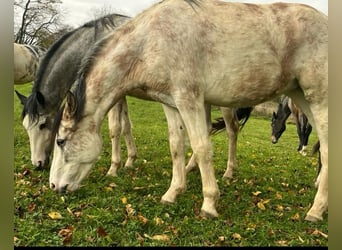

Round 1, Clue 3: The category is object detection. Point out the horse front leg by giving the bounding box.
[160,105,187,204]
[175,97,219,218]
[106,102,122,177]
[220,107,239,179]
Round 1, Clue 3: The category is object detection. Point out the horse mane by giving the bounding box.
[275,95,291,120]
[21,92,40,123]
[71,35,112,124]
[34,13,129,93]
[25,13,130,122]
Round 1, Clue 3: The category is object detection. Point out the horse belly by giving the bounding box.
[204,63,292,107]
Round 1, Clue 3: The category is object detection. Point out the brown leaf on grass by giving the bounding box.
[97,226,108,237]
[291,212,300,221]
[27,203,36,212]
[58,226,74,245]
[138,213,149,224]
[311,229,328,238]
[193,202,200,216]
[136,233,144,246]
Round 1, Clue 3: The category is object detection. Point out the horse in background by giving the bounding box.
[14,43,46,85]
[271,95,312,156]
[49,0,327,222]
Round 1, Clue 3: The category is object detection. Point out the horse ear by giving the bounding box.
[15,90,27,105]
[64,91,77,119]
[36,91,45,106]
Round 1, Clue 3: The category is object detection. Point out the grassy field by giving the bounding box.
[13,84,327,247]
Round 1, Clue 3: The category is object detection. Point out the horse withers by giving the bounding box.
[14,43,46,85]
[271,95,313,156]
[49,0,328,222]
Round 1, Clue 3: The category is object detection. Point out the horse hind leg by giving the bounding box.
[120,97,137,168]
[220,107,239,179]
[106,98,137,176]
[289,91,328,221]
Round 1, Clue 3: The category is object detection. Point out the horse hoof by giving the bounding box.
[200,209,219,219]
[160,198,174,205]
[305,213,323,222]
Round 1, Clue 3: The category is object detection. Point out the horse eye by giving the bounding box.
[56,138,66,147]
[39,123,46,130]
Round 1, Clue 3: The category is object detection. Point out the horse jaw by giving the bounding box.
[23,114,52,168]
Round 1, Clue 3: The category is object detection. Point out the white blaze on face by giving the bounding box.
[23,114,52,167]
[49,118,103,192]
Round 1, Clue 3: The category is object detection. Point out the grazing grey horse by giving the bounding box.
[15,12,254,180]
[49,0,328,222]
[14,43,46,84]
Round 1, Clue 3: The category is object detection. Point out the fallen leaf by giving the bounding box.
[121,197,127,204]
[104,186,113,192]
[97,226,107,237]
[257,202,266,210]
[291,212,300,221]
[28,203,36,212]
[276,205,283,212]
[138,214,149,224]
[126,204,135,217]
[275,192,283,200]
[144,233,170,242]
[48,211,63,220]
[252,191,262,196]
[232,233,242,240]
[154,217,164,225]
[311,229,328,238]
[276,240,288,246]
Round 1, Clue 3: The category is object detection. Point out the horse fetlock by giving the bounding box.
[124,157,136,168]
[201,197,219,218]
[106,162,121,177]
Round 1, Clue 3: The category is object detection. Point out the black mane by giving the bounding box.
[26,13,130,121]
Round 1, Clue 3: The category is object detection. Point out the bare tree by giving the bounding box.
[14,0,63,47]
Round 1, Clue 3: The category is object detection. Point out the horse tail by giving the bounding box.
[210,117,226,135]
[311,140,321,175]
[210,107,253,135]
[235,107,253,131]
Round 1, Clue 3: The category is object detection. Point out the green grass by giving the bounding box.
[14,84,327,247]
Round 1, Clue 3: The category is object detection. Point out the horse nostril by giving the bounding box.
[50,183,56,190]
